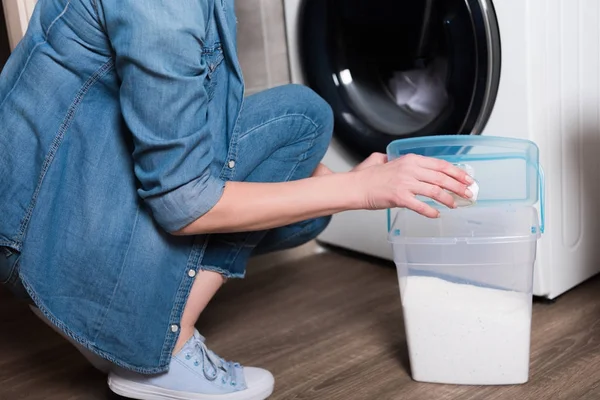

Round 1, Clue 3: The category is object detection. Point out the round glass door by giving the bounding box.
[299,0,501,159]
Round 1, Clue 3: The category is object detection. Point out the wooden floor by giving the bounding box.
[3,250,600,399]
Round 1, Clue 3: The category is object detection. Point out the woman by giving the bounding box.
[0,0,473,399]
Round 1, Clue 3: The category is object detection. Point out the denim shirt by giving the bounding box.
[0,0,244,373]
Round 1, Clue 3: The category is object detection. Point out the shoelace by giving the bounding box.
[185,337,239,387]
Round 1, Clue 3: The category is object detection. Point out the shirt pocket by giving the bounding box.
[202,43,225,101]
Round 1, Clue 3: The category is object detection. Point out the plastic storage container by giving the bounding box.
[386,135,544,385]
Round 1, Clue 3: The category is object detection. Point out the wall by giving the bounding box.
[235,0,291,95]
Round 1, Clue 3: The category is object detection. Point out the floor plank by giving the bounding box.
[2,251,600,399]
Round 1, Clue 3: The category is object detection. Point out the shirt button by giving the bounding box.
[170,324,179,333]
[188,269,196,278]
[228,160,235,169]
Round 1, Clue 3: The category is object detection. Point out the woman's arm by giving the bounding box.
[174,154,474,235]
[175,172,357,234]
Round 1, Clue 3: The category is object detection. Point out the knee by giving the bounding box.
[305,215,332,242]
[288,215,332,249]
[279,84,334,152]
[313,215,332,238]
[288,84,333,129]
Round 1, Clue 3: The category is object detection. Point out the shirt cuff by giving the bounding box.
[145,172,226,233]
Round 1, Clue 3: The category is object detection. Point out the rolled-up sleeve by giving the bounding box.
[100,0,224,232]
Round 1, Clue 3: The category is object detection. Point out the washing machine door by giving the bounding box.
[298,0,501,159]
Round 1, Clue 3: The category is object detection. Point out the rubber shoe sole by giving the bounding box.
[108,369,274,400]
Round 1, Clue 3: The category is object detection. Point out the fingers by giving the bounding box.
[377,153,388,162]
[354,152,388,171]
[405,154,474,185]
[411,182,457,209]
[415,168,471,199]
[402,195,440,218]
[366,152,387,164]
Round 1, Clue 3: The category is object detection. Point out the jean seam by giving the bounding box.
[14,59,115,244]
[218,93,244,180]
[289,117,319,175]
[43,1,71,38]
[223,231,265,268]
[237,113,319,141]
[200,264,244,279]
[0,240,20,252]
[159,235,209,365]
[204,51,224,102]
[93,207,140,342]
[241,115,319,181]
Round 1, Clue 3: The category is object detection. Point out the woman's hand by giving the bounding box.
[352,153,473,218]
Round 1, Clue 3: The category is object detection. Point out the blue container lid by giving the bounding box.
[386,135,545,233]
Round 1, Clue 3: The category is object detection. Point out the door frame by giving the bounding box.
[3,0,36,51]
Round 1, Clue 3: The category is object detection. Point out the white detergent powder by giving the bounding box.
[401,276,532,385]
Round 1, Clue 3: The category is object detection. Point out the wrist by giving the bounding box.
[336,170,366,211]
[311,171,364,213]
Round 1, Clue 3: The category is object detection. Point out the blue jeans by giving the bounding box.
[201,84,333,276]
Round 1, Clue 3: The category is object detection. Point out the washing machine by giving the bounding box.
[284,0,600,299]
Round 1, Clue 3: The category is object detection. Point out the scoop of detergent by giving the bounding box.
[452,179,479,207]
[450,164,479,207]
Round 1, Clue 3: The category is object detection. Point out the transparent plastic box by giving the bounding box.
[386,135,544,385]
[390,207,539,385]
